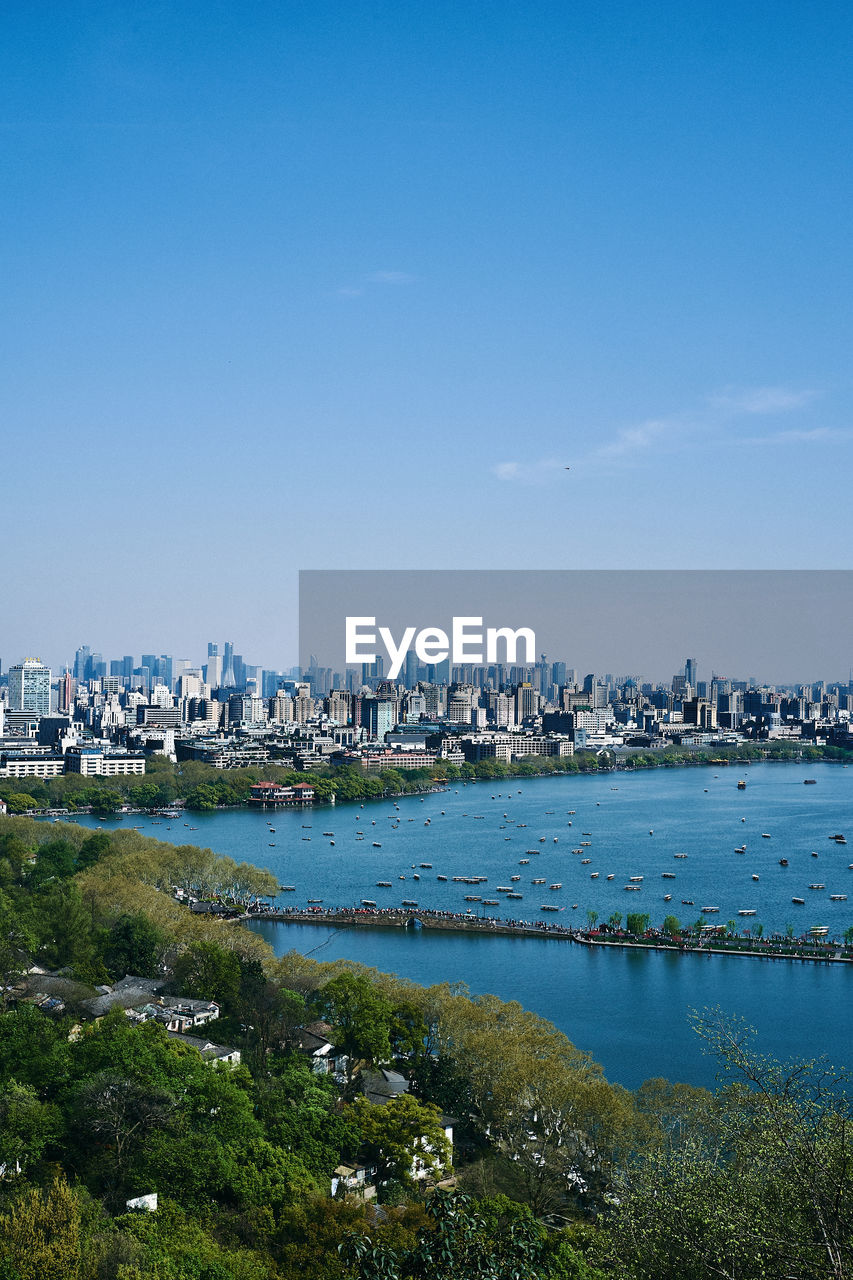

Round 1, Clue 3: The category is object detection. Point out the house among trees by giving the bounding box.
[297,1020,349,1078]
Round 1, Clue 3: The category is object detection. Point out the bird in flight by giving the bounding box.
[564,466,571,470]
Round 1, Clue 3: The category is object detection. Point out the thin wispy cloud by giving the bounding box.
[492,383,824,483]
[709,385,817,415]
[364,270,416,285]
[336,269,417,297]
[492,458,568,484]
[741,425,850,446]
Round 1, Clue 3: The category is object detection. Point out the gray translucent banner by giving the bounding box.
[299,570,853,685]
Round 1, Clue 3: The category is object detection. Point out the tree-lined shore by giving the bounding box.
[0,814,850,1278]
[2,739,849,817]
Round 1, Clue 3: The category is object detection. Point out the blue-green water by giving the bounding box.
[63,762,853,1088]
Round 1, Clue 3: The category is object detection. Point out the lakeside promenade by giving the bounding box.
[241,904,853,964]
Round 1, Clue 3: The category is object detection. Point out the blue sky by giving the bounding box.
[3,2,852,670]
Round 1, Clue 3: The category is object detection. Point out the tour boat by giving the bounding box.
[792,897,805,904]
[506,892,523,899]
[549,883,562,890]
[761,833,771,839]
[674,853,688,859]
[624,885,642,891]
[808,883,825,890]
[308,899,323,903]
[681,899,694,905]
[511,875,521,881]
[541,904,560,911]
[701,906,720,913]
[402,900,418,906]
[830,894,847,901]
[532,878,546,884]
[279,885,295,892]
[737,909,756,916]
[420,863,432,868]
[629,875,644,882]
[376,881,391,887]
[361,899,377,907]
[662,872,676,879]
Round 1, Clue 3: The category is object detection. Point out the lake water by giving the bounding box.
[64,762,853,1089]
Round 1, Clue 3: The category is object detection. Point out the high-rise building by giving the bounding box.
[222,642,237,688]
[9,658,51,715]
[685,657,698,689]
[404,649,418,691]
[73,646,91,682]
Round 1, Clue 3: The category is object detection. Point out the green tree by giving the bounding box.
[349,1093,452,1193]
[319,972,394,1084]
[0,1175,82,1280]
[172,940,241,1010]
[626,913,651,937]
[662,915,681,938]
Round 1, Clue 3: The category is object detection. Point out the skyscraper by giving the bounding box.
[9,658,51,715]
[222,642,236,688]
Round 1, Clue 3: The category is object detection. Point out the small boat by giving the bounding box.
[268,843,276,847]
[663,894,672,901]
[302,837,311,842]
[808,883,825,890]
[701,906,720,913]
[420,863,432,868]
[761,833,771,839]
[662,872,676,879]
[519,859,530,865]
[581,858,591,865]
[737,909,756,916]
[506,892,523,899]
[496,886,512,892]
[323,831,334,836]
[779,859,789,866]
[361,899,377,907]
[279,885,295,891]
[811,852,819,858]
[376,881,392,887]
[674,853,688,859]
[830,894,847,901]
[681,899,694,905]
[804,779,817,784]
[330,841,335,846]
[624,884,642,891]
[752,874,759,881]
[511,874,521,882]
[373,842,382,847]
[541,904,560,911]
[308,898,323,903]
[402,899,418,906]
[413,874,419,880]
[792,897,805,904]
[269,828,276,833]
[437,875,447,881]
[737,780,747,789]
[464,895,481,902]
[629,875,644,882]
[549,883,562,890]
[532,878,546,884]
[483,900,498,905]
[590,872,599,878]
[607,874,615,880]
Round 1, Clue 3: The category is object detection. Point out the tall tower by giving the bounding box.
[222,641,237,688]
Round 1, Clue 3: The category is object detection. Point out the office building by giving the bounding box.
[8,659,51,715]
